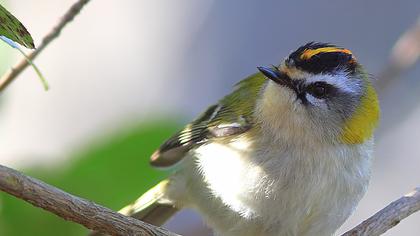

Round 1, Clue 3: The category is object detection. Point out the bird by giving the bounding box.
[120,42,380,236]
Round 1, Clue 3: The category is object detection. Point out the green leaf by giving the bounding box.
[0,4,34,49]
[0,5,47,90]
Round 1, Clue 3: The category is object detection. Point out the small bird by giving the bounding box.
[121,42,380,236]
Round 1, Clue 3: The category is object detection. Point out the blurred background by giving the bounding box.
[0,0,419,235]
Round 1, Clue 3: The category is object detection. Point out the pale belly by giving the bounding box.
[166,138,373,236]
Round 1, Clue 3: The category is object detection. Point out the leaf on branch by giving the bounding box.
[0,3,34,49]
[0,4,49,90]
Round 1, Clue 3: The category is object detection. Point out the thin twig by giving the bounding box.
[0,164,180,236]
[341,187,420,236]
[375,16,420,92]
[0,0,91,92]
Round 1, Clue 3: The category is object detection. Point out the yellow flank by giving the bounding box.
[301,47,352,60]
[341,82,380,144]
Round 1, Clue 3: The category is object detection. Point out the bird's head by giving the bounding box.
[256,42,379,145]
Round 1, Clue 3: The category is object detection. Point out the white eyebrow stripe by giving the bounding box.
[306,73,359,94]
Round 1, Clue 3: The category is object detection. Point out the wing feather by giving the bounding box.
[150,73,266,168]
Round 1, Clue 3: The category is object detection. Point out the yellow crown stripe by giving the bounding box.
[300,47,353,60]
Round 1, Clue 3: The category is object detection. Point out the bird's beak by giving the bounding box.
[257,66,295,90]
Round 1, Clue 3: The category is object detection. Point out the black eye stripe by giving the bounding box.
[305,82,336,99]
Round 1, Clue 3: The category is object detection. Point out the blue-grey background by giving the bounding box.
[0,1,419,235]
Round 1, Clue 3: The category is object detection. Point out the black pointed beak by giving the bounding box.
[257,66,296,90]
[258,66,306,103]
[257,66,283,83]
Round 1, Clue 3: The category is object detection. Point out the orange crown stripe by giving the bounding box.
[300,47,353,60]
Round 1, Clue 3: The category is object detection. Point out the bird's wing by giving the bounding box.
[150,73,266,168]
[149,102,252,168]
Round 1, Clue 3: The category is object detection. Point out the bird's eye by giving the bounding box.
[308,82,329,99]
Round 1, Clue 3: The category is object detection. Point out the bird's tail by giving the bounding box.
[119,179,179,226]
[89,179,178,236]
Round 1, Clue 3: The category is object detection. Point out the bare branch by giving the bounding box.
[342,187,420,236]
[0,164,180,236]
[0,162,418,236]
[0,0,91,92]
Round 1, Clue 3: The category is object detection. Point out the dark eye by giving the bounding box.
[308,82,329,99]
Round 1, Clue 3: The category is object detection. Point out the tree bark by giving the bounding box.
[0,164,180,236]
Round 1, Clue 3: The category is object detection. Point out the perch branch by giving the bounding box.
[341,187,420,236]
[0,0,91,92]
[0,160,417,236]
[0,164,180,236]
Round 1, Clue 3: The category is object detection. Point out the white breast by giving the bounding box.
[169,135,373,236]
